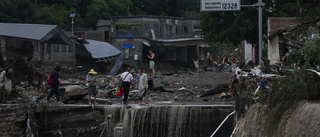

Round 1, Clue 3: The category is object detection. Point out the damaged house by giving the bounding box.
[265,17,303,65]
[76,39,122,72]
[0,23,76,65]
[93,16,209,70]
[73,20,123,73]
[74,19,116,43]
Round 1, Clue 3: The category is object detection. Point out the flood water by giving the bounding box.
[34,104,234,137]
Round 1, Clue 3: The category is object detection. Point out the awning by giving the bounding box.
[83,39,121,62]
[142,41,150,46]
[122,44,133,48]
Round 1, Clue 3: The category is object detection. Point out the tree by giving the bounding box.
[107,0,129,16]
[180,0,200,17]
[129,0,200,17]
[294,0,320,38]
[36,5,66,27]
[200,0,301,46]
[0,0,36,23]
[86,0,111,28]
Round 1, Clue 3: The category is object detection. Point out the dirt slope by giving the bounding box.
[233,101,320,137]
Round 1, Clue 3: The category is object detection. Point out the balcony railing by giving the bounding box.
[116,31,200,39]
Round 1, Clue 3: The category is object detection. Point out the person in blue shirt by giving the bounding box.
[137,73,141,89]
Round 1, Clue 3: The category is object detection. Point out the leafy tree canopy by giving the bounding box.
[86,0,111,28]
[200,0,320,46]
[0,0,36,23]
[1,0,319,42]
[0,0,201,29]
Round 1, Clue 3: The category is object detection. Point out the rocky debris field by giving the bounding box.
[147,71,233,105]
[6,66,233,106]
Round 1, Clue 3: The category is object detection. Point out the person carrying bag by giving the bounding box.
[119,68,133,104]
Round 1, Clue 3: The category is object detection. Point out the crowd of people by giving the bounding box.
[46,50,156,105]
[119,50,155,105]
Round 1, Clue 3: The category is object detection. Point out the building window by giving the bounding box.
[124,48,130,58]
[74,33,85,39]
[68,45,72,52]
[166,25,169,35]
[51,43,71,53]
[34,43,39,52]
[52,43,60,52]
[145,24,148,31]
[61,45,67,53]
[176,27,178,34]
[184,26,188,33]
[122,44,133,59]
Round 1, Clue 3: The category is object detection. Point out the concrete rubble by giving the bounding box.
[0,51,307,137]
[1,54,300,107]
[0,58,234,136]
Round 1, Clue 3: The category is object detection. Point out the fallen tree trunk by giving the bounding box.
[152,86,174,93]
[198,84,228,98]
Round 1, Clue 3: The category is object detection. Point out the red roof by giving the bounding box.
[268,17,299,33]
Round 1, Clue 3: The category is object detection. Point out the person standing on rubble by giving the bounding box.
[86,69,98,104]
[119,67,133,104]
[137,69,148,105]
[47,66,62,104]
[147,50,156,78]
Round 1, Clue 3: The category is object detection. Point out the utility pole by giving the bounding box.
[69,14,76,35]
[258,0,264,65]
[201,0,265,65]
[241,0,265,65]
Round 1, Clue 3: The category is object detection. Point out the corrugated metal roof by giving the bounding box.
[96,20,113,27]
[109,51,127,75]
[268,17,298,32]
[0,23,56,40]
[0,23,73,45]
[83,39,121,59]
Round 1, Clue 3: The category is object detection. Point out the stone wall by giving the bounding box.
[232,101,320,137]
[32,105,234,137]
[0,104,27,137]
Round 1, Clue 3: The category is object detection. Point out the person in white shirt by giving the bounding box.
[147,50,156,78]
[119,67,133,104]
[137,69,148,105]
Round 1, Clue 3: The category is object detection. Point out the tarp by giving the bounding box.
[122,44,133,48]
[83,39,121,59]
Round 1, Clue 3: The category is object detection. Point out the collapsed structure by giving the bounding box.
[0,23,75,65]
[75,16,209,70]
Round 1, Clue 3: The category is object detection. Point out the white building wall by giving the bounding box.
[244,41,252,64]
[268,36,280,65]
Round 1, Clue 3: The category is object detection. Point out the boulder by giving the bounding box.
[62,85,88,103]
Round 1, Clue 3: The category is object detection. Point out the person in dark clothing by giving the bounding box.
[47,66,62,103]
[119,67,133,104]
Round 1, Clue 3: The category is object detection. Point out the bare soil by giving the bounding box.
[117,70,234,105]
[6,61,233,106]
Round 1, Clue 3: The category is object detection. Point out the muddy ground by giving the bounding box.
[6,62,233,106]
[144,70,233,105]
[60,67,233,105]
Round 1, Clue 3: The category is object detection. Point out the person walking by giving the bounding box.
[119,67,133,104]
[86,69,98,104]
[137,69,148,105]
[137,73,141,89]
[47,66,62,104]
[147,50,156,78]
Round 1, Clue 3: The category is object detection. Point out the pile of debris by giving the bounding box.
[224,58,303,115]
